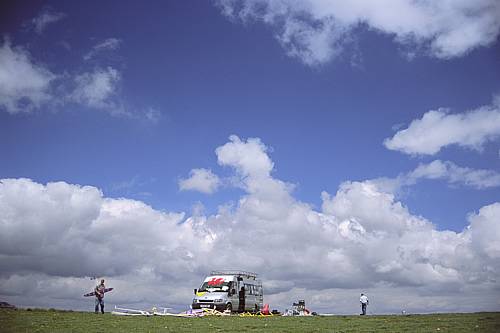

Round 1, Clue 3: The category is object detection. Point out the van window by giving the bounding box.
[243,283,262,295]
[244,284,253,295]
[199,279,231,293]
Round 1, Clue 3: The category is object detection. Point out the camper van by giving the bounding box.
[192,270,263,312]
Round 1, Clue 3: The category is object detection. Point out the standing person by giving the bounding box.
[238,286,245,312]
[360,293,369,315]
[95,279,106,314]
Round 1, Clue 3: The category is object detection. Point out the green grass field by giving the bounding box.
[1,309,499,332]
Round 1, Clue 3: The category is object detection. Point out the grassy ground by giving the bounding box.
[1,309,499,332]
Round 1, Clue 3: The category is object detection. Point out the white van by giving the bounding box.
[192,270,263,312]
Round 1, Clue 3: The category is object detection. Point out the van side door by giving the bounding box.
[245,283,257,311]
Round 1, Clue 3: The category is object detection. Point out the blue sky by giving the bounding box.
[1,1,500,313]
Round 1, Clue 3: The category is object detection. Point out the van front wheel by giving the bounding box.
[226,303,232,312]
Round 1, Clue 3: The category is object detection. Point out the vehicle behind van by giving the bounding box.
[192,270,263,312]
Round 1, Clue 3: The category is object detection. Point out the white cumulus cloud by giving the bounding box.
[384,99,500,155]
[216,0,500,66]
[1,136,500,313]
[216,135,274,178]
[468,203,500,260]
[179,169,221,194]
[0,40,56,114]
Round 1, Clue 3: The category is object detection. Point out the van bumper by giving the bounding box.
[192,303,226,311]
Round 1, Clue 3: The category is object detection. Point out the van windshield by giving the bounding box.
[198,278,232,293]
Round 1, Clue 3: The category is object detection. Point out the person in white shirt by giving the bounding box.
[360,293,369,315]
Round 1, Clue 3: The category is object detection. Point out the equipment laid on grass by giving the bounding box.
[238,303,276,317]
[151,307,174,316]
[283,300,315,316]
[111,306,153,316]
[111,306,178,316]
[239,311,275,317]
[110,303,283,318]
[83,288,113,297]
[110,306,231,317]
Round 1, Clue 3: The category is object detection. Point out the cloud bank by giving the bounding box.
[216,0,500,65]
[1,136,499,313]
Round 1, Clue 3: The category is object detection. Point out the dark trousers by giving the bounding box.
[95,298,104,313]
[361,303,367,315]
[238,299,245,312]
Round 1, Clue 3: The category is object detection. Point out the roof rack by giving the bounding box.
[210,270,258,279]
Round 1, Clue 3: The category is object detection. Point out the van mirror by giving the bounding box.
[231,288,236,295]
[194,289,197,295]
